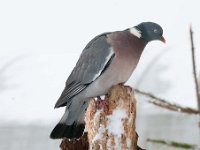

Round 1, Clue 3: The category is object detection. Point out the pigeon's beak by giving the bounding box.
[160,36,166,43]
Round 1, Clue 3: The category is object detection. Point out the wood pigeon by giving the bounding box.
[50,22,165,139]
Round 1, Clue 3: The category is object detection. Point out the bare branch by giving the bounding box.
[134,89,200,115]
[199,73,200,100]
[190,26,200,111]
[147,138,197,149]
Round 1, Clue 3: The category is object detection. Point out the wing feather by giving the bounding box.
[55,33,115,108]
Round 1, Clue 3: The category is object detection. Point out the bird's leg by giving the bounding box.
[118,82,125,86]
[95,96,108,111]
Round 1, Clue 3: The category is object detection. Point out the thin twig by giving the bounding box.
[134,89,200,115]
[147,138,197,149]
[190,26,200,111]
[199,73,200,96]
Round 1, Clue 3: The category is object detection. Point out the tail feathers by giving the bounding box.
[51,99,88,139]
[50,123,85,139]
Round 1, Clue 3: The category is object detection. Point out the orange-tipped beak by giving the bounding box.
[160,36,166,43]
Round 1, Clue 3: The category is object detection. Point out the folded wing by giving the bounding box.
[55,33,115,108]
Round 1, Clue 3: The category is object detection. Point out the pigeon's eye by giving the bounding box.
[153,29,158,33]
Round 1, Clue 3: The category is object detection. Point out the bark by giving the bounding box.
[60,133,89,150]
[60,85,141,150]
[85,85,137,150]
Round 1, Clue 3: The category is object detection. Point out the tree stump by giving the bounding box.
[85,85,137,150]
[60,133,89,150]
[60,85,140,150]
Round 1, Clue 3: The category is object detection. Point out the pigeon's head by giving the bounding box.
[131,22,165,43]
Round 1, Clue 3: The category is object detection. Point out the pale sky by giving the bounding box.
[0,0,200,124]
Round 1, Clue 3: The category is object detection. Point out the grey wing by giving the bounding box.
[55,33,115,108]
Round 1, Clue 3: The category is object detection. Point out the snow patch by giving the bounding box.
[107,108,127,149]
[107,108,127,137]
[93,109,102,126]
[107,138,111,148]
[100,95,105,100]
[126,138,132,148]
[92,124,105,142]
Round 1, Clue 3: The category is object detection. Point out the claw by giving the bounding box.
[95,96,108,111]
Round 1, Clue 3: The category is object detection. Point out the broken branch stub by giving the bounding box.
[85,85,137,150]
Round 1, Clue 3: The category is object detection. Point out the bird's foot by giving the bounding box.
[95,96,108,111]
[118,82,125,86]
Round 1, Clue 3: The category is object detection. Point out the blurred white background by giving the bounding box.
[0,0,200,149]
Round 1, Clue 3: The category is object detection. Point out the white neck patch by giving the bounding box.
[129,27,142,38]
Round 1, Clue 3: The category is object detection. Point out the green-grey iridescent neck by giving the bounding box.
[134,22,164,43]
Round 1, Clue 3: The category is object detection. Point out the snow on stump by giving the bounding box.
[85,84,137,150]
